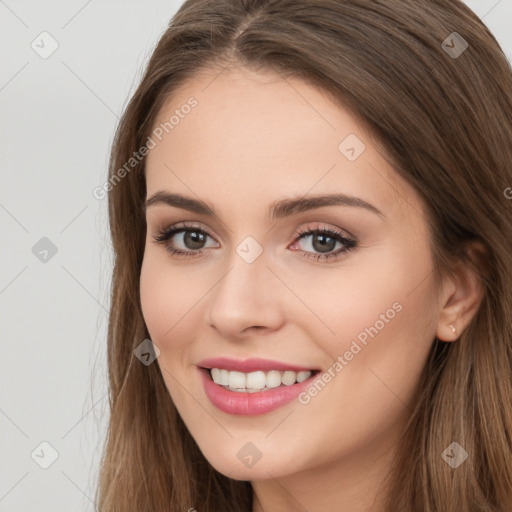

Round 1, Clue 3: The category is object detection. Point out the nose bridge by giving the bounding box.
[204,240,284,336]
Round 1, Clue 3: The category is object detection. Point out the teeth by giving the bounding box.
[246,371,266,389]
[296,371,311,383]
[281,370,296,386]
[211,368,230,386]
[228,371,246,389]
[218,369,229,385]
[209,368,313,391]
[266,370,282,388]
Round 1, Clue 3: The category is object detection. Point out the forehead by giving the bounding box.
[144,66,422,224]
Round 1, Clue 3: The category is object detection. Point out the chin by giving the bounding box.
[201,445,299,481]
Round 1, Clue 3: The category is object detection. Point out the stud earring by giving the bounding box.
[449,324,456,333]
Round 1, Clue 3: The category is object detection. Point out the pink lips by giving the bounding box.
[196,357,315,373]
[196,357,320,416]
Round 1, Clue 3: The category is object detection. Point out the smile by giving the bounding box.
[209,368,313,392]
[196,358,321,415]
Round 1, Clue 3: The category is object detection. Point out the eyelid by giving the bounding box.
[152,221,353,243]
[152,221,219,244]
[294,221,355,240]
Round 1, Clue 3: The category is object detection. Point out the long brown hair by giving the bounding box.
[96,1,512,510]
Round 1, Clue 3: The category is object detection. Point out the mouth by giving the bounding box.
[197,359,322,415]
[202,367,321,393]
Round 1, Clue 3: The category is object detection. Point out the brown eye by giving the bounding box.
[152,223,218,258]
[290,226,357,262]
[310,233,337,253]
[181,230,207,250]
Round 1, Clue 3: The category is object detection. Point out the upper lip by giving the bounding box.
[196,357,318,373]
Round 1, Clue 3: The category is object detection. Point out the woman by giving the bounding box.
[96,1,512,510]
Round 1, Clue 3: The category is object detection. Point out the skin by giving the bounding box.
[139,65,484,512]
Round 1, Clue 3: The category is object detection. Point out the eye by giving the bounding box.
[289,223,357,262]
[152,222,218,259]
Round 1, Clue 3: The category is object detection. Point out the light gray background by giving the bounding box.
[1,1,510,510]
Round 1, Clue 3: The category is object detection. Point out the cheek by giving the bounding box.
[292,249,414,352]
[139,251,203,412]
[309,242,436,413]
[139,249,197,347]
[298,236,437,386]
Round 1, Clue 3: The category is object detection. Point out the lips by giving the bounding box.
[196,357,321,415]
[196,357,318,373]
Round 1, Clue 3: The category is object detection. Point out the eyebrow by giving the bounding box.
[144,191,385,219]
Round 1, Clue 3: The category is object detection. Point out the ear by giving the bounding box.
[436,240,488,342]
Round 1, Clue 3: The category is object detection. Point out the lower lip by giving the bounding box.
[199,368,319,416]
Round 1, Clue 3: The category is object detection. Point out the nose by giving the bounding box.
[204,249,286,340]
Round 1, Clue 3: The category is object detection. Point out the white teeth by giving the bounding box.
[208,368,313,391]
[297,371,311,383]
[266,370,282,388]
[281,370,296,386]
[228,371,246,389]
[218,369,229,385]
[246,371,266,389]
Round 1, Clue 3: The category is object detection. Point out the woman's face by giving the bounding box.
[140,66,446,482]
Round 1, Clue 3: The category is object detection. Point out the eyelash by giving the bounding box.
[152,222,357,262]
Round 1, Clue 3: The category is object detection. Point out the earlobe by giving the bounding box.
[435,241,488,342]
[436,322,458,342]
